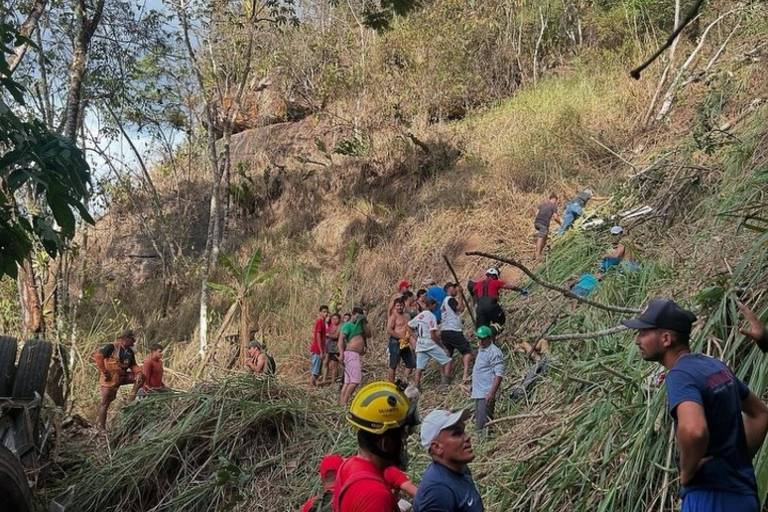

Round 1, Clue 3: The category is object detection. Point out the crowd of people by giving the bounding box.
[91,190,768,512]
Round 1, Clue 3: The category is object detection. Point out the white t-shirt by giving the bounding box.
[440,296,463,332]
[408,310,438,352]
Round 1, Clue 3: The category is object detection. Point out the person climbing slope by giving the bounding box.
[556,188,593,235]
[440,283,473,385]
[470,268,525,335]
[93,330,144,430]
[533,193,561,260]
[624,298,768,512]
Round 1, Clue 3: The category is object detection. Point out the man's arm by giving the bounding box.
[741,391,768,458]
[738,301,767,352]
[553,212,561,225]
[314,322,325,355]
[501,283,523,292]
[675,401,710,485]
[338,330,346,359]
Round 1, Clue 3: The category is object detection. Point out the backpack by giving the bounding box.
[265,353,276,376]
[309,490,332,512]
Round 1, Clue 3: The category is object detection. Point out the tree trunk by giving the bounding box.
[17,260,44,336]
[61,0,105,142]
[8,0,48,74]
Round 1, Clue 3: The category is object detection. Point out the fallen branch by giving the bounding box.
[543,325,630,341]
[465,251,641,314]
[630,0,705,79]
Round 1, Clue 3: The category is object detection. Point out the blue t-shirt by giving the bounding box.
[665,353,755,497]
[413,462,483,512]
[426,286,447,323]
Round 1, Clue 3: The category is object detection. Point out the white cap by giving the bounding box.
[610,225,624,235]
[420,409,471,450]
[422,277,436,287]
[485,267,499,277]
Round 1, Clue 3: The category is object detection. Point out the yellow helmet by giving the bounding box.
[347,381,410,434]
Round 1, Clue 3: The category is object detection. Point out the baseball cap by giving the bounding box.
[398,279,410,291]
[485,267,499,277]
[621,298,697,335]
[318,454,344,478]
[610,225,624,235]
[420,409,471,450]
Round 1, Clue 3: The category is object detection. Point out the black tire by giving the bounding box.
[12,339,53,400]
[0,336,18,397]
[0,445,33,512]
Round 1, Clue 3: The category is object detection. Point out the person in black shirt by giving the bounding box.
[93,330,144,430]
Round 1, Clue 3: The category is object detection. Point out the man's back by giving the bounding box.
[666,353,755,496]
[332,456,396,512]
[413,462,483,512]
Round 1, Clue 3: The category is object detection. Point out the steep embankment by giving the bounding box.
[54,2,768,511]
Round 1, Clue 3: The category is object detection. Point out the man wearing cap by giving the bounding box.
[471,268,525,334]
[414,409,483,512]
[472,326,504,431]
[93,330,144,430]
[624,298,768,512]
[389,279,412,317]
[300,454,344,512]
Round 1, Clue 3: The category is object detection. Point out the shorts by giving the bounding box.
[310,353,323,376]
[388,337,416,370]
[327,353,339,362]
[534,222,549,238]
[325,339,338,354]
[416,345,451,370]
[441,331,471,356]
[343,351,362,384]
[681,490,758,512]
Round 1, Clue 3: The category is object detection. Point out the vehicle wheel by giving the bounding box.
[12,339,53,400]
[0,445,33,512]
[0,336,18,397]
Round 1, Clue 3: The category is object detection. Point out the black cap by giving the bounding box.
[621,298,696,335]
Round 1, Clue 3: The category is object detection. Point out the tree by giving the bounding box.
[0,20,93,280]
[206,250,275,370]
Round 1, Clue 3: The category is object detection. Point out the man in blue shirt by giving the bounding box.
[623,298,768,512]
[414,409,483,512]
[423,278,447,323]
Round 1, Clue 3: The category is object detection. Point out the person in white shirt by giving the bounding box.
[440,283,473,385]
[471,325,505,431]
[408,297,451,388]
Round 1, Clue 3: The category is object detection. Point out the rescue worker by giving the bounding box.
[93,329,144,430]
[333,381,415,512]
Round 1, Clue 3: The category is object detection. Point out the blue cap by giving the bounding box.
[621,298,696,335]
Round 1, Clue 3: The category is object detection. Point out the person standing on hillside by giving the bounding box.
[323,313,342,385]
[471,326,504,431]
[93,330,144,430]
[139,343,168,396]
[389,279,411,316]
[471,268,525,335]
[409,297,451,388]
[424,278,447,324]
[533,193,561,260]
[440,283,473,385]
[624,298,768,512]
[339,307,371,405]
[310,305,329,387]
[387,298,416,383]
[556,188,593,235]
[413,409,483,512]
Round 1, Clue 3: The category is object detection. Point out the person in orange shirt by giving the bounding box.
[93,330,144,430]
[140,343,168,396]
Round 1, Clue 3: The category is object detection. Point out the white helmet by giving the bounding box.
[610,225,624,235]
[485,267,500,277]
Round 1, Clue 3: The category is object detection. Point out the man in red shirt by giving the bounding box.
[333,381,415,512]
[310,305,329,387]
[471,268,525,334]
[140,343,168,396]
